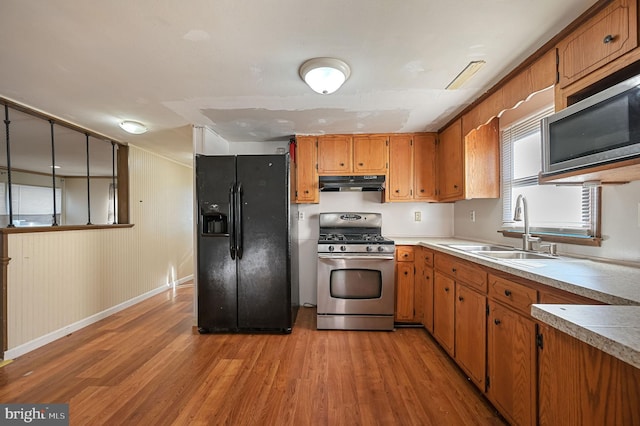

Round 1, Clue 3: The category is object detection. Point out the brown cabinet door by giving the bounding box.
[557,0,638,88]
[464,117,500,199]
[438,119,464,201]
[421,264,434,332]
[487,302,537,426]
[294,136,319,203]
[433,271,455,356]
[454,284,486,390]
[414,133,437,201]
[317,135,352,174]
[388,134,414,200]
[395,261,415,322]
[538,324,640,425]
[353,135,388,174]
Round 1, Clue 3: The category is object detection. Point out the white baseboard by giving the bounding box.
[4,277,192,360]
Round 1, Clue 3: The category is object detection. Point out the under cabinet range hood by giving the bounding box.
[319,175,385,192]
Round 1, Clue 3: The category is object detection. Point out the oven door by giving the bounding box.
[317,253,395,315]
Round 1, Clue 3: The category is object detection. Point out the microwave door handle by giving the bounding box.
[235,182,243,260]
[229,185,236,260]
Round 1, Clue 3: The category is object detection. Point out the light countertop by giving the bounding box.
[390,236,640,369]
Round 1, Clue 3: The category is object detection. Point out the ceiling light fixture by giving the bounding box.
[446,60,486,90]
[119,120,148,134]
[299,57,351,95]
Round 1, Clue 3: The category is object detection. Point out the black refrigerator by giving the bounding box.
[196,154,299,333]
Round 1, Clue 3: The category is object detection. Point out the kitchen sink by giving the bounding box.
[474,251,557,260]
[444,243,515,252]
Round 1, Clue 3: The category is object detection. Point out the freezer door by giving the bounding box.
[236,155,291,331]
[196,155,238,331]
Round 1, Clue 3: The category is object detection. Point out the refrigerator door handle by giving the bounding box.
[229,185,236,260]
[235,182,243,259]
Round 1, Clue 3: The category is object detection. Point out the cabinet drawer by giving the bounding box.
[420,248,434,268]
[488,274,537,315]
[435,254,487,293]
[396,246,415,262]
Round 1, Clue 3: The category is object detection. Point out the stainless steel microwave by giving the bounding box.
[541,74,640,176]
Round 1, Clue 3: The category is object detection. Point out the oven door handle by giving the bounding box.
[318,254,395,260]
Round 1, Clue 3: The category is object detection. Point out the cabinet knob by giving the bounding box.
[453,184,458,189]
[444,287,449,292]
[404,271,408,276]
[420,189,425,193]
[403,253,408,257]
[340,162,345,166]
[358,162,364,166]
[494,319,501,325]
[304,190,309,193]
[603,34,615,44]
[504,289,512,297]
[395,189,400,193]
[458,296,464,302]
[452,268,457,273]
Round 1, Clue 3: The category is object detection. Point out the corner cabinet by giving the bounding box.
[387,133,437,202]
[437,117,499,202]
[293,136,319,203]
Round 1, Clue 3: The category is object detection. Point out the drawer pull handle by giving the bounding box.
[504,289,512,297]
[603,34,615,44]
[458,296,464,302]
[494,319,501,325]
[452,268,457,273]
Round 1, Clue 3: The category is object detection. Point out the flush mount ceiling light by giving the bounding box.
[446,60,486,90]
[119,120,148,134]
[299,57,351,95]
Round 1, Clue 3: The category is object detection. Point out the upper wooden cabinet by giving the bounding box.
[437,120,464,201]
[317,134,388,175]
[388,133,437,202]
[293,136,319,203]
[557,0,638,89]
[437,117,500,202]
[317,135,352,174]
[352,135,388,174]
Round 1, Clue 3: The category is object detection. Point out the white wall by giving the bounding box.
[5,146,194,358]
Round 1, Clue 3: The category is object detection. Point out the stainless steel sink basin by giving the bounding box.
[474,251,557,260]
[445,244,515,252]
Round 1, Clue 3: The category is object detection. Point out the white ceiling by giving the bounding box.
[0,0,598,167]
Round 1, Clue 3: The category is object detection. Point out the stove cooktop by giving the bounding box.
[318,233,394,244]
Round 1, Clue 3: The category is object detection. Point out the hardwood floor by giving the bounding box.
[0,284,506,425]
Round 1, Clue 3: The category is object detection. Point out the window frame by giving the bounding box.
[500,106,602,246]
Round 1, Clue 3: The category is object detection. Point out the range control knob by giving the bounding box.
[340,245,347,252]
[378,246,386,252]
[366,246,373,252]
[328,246,335,252]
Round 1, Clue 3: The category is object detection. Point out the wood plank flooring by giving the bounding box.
[0,284,506,425]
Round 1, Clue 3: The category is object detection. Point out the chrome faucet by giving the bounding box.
[513,194,540,251]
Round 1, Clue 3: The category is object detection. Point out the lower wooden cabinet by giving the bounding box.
[395,246,417,323]
[487,301,537,426]
[455,284,487,390]
[538,323,640,425]
[433,271,455,356]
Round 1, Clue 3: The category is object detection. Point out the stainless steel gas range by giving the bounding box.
[316,212,395,331]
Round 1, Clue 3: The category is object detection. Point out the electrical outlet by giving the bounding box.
[414,211,422,222]
[470,210,476,222]
[298,211,305,220]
